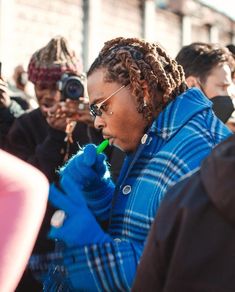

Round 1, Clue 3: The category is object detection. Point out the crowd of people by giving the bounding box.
[0,35,235,291]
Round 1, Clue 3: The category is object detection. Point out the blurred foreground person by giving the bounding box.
[0,150,48,292]
[176,42,235,125]
[133,134,235,292]
[30,37,231,291]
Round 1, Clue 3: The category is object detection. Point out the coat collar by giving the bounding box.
[149,88,212,140]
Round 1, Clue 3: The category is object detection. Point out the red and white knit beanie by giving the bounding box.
[28,36,82,86]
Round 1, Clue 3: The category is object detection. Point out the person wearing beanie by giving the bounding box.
[5,36,112,179]
[4,36,124,291]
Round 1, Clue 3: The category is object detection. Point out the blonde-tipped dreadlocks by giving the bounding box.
[88,37,187,121]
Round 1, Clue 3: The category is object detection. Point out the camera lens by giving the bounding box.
[58,74,85,101]
[64,78,84,100]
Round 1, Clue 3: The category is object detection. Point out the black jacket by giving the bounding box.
[0,100,25,148]
[133,134,235,292]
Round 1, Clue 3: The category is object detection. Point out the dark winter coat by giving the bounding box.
[133,134,235,292]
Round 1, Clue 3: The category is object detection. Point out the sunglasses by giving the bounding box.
[89,85,126,117]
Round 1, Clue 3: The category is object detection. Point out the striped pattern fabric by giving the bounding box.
[30,88,231,291]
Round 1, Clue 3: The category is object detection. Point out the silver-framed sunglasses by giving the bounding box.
[89,85,127,117]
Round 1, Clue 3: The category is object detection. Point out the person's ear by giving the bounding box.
[186,76,200,88]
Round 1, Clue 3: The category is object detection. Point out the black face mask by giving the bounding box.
[211,96,234,123]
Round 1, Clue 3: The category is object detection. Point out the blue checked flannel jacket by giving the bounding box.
[30,88,231,291]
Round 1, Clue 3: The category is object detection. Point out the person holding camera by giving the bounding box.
[5,36,105,182]
[5,36,123,291]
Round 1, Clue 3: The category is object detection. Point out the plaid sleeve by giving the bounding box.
[30,240,143,291]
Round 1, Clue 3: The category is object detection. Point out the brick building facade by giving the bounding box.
[0,0,234,77]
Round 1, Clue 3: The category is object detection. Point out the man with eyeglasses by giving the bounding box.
[29,37,231,291]
[89,84,126,117]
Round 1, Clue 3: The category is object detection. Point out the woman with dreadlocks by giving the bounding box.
[30,37,231,290]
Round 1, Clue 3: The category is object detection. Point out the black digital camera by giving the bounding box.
[57,73,85,101]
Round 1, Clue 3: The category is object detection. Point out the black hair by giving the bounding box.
[176,42,235,83]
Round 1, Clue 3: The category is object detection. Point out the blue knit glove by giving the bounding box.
[60,144,115,221]
[48,176,112,247]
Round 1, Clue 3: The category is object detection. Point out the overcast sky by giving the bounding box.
[200,0,235,20]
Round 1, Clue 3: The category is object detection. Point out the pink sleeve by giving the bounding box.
[0,150,49,292]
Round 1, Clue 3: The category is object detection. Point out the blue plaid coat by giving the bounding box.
[30,88,231,291]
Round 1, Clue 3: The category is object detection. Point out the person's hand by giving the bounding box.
[45,99,94,131]
[48,176,111,247]
[0,78,11,108]
[45,100,80,132]
[63,97,94,127]
[45,102,68,132]
[60,143,114,191]
[75,98,94,127]
[60,144,115,220]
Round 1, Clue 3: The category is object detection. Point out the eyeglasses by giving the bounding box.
[89,85,126,117]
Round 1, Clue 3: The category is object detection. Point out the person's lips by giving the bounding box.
[102,134,111,140]
[103,134,115,146]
